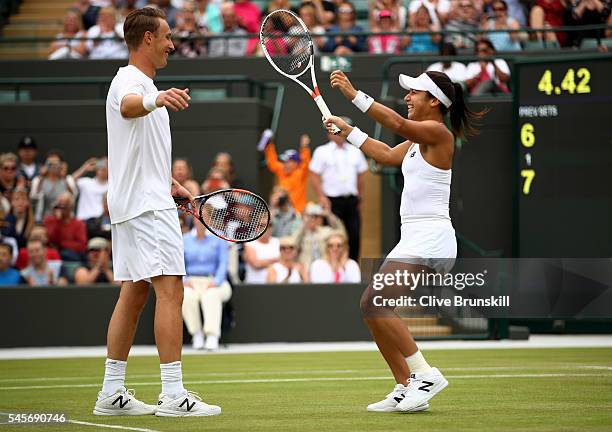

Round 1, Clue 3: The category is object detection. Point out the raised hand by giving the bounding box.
[323,115,352,138]
[330,70,358,101]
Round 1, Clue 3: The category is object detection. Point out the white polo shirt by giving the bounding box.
[106,65,176,224]
[309,141,368,198]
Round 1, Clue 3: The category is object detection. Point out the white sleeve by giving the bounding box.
[465,63,480,80]
[356,150,368,174]
[495,59,511,76]
[344,260,361,283]
[308,148,324,174]
[116,77,147,106]
[309,260,327,283]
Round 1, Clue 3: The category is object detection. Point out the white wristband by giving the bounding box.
[347,127,368,148]
[143,91,162,112]
[351,90,374,113]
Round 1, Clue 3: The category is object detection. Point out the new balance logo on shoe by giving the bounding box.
[393,395,405,403]
[418,381,434,392]
[158,400,163,406]
[112,396,130,408]
[179,398,196,411]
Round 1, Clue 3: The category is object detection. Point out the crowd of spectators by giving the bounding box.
[45,0,611,60]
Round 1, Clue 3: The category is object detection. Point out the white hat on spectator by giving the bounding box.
[88,237,109,251]
[304,202,324,216]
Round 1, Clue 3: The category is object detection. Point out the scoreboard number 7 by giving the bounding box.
[521,123,536,195]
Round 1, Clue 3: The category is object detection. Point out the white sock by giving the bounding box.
[160,361,186,398]
[101,358,127,395]
[405,350,433,375]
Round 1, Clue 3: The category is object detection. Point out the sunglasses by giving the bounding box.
[280,245,295,251]
[337,7,354,14]
[460,3,472,7]
[2,165,16,171]
[327,242,344,248]
[493,6,506,11]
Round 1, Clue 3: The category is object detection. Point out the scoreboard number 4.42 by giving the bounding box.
[537,68,591,95]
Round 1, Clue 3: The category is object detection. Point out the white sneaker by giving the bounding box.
[156,390,221,417]
[396,367,448,412]
[192,331,204,350]
[205,335,219,351]
[367,384,429,412]
[93,387,156,416]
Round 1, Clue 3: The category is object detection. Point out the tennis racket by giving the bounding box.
[260,9,340,134]
[174,189,271,243]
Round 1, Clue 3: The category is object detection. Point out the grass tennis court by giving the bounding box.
[1,347,611,432]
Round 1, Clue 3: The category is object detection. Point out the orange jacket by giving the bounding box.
[265,143,311,214]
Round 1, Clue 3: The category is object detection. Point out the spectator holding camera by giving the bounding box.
[261,132,311,214]
[30,150,77,222]
[293,202,346,267]
[21,239,68,286]
[43,192,88,262]
[309,230,360,283]
[269,186,302,237]
[266,236,308,283]
[72,157,109,221]
[0,243,22,285]
[74,237,115,284]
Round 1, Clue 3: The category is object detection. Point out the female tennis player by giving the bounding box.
[325,70,485,413]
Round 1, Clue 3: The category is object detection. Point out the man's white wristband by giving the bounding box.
[143,91,162,112]
[352,90,374,113]
[347,127,368,148]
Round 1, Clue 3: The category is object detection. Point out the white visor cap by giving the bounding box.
[398,73,452,108]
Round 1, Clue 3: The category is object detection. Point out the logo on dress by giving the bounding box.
[409,151,416,158]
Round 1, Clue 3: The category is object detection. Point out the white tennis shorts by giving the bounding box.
[386,218,457,274]
[111,209,186,282]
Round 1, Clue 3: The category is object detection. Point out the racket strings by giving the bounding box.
[261,11,312,77]
[198,191,270,242]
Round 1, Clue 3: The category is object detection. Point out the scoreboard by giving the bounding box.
[514,55,612,257]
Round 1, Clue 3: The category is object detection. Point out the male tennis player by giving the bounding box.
[93,7,221,417]
[325,70,486,413]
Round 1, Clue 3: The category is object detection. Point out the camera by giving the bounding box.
[277,195,289,207]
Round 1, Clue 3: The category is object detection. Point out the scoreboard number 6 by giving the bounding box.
[521,123,535,195]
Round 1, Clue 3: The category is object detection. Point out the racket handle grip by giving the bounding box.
[314,95,341,135]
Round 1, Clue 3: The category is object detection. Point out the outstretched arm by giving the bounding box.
[120,88,191,119]
[329,70,450,147]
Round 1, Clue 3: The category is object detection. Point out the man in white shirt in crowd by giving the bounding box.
[94,7,220,418]
[72,157,109,221]
[309,117,367,261]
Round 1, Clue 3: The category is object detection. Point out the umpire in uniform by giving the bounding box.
[309,117,368,261]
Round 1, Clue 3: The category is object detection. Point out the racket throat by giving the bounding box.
[311,86,321,99]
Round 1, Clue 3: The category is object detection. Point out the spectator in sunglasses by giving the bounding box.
[266,236,308,283]
[322,2,367,54]
[309,231,360,283]
[481,0,525,51]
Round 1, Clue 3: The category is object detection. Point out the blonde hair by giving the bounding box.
[323,230,348,261]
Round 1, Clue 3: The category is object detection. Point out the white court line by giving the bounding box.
[0,413,160,432]
[1,372,610,391]
[2,365,611,384]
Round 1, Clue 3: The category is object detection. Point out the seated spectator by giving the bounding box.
[0,153,25,203]
[48,8,88,60]
[173,6,207,58]
[269,186,302,237]
[195,0,222,33]
[157,0,178,28]
[409,0,450,27]
[0,243,22,285]
[405,5,441,53]
[243,223,279,283]
[208,2,248,57]
[233,0,262,54]
[86,193,112,240]
[201,167,230,194]
[427,42,468,83]
[266,236,308,283]
[322,2,367,54]
[294,202,346,267]
[72,157,108,221]
[369,0,407,32]
[74,237,115,284]
[83,6,128,59]
[182,220,231,350]
[568,0,611,49]
[444,0,481,49]
[4,188,34,249]
[299,2,326,52]
[309,231,360,283]
[465,38,511,95]
[211,152,243,188]
[483,0,528,26]
[43,192,88,262]
[30,150,77,222]
[261,133,311,214]
[481,0,525,51]
[172,158,200,197]
[21,239,67,286]
[16,136,40,188]
[15,225,61,270]
[530,0,570,46]
[368,9,401,54]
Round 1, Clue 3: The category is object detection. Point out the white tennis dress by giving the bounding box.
[106,65,185,282]
[386,143,456,273]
